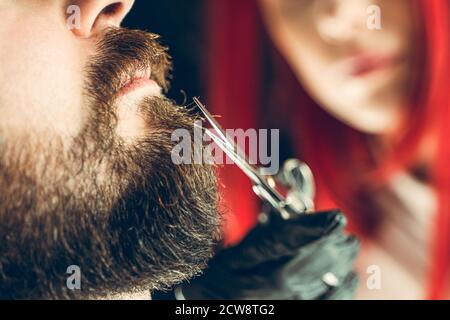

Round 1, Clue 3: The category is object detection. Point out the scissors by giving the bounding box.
[192,97,316,220]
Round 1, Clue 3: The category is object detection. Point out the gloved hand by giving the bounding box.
[177,210,359,300]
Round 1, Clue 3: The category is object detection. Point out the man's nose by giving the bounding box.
[70,0,135,38]
[314,0,370,45]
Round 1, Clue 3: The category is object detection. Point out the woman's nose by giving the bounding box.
[69,0,135,38]
[314,0,372,44]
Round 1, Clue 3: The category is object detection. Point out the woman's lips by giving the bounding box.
[341,52,400,77]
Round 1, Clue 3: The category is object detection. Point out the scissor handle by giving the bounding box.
[193,98,315,220]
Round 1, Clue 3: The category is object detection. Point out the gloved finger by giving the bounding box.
[183,258,277,300]
[220,221,349,272]
[218,211,348,269]
[319,272,359,300]
[274,235,359,299]
[181,235,359,300]
[281,234,359,282]
[217,234,358,300]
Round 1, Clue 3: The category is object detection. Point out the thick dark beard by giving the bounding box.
[0,29,221,299]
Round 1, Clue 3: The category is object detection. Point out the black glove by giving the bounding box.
[173,210,359,300]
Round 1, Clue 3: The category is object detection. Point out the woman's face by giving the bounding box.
[260,0,416,134]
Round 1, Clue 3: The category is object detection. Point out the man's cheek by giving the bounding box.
[0,24,86,139]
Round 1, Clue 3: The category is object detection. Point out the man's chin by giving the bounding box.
[0,98,221,300]
[0,165,220,300]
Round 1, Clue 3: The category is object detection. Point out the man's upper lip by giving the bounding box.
[341,52,400,77]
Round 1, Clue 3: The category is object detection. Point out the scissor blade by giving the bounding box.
[193,98,259,173]
[204,129,262,185]
[193,98,233,149]
[205,129,288,212]
[194,98,299,214]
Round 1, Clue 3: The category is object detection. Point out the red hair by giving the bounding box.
[205,0,450,298]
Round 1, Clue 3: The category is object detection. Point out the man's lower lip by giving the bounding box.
[118,78,161,96]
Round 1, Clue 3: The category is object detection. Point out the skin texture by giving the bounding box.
[260,0,416,135]
[0,1,220,299]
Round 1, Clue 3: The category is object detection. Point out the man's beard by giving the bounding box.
[0,28,221,299]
